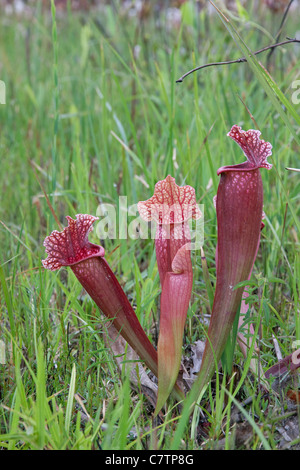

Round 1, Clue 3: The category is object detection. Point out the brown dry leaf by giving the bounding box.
[277,414,300,449]
[103,322,158,410]
[182,340,206,389]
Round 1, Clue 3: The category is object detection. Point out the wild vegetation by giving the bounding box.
[0,0,299,450]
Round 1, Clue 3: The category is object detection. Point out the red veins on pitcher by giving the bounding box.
[138,175,201,414]
[42,214,159,378]
[195,125,272,395]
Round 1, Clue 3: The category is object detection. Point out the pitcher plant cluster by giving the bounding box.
[43,125,281,416]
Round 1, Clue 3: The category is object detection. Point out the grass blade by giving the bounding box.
[65,364,76,435]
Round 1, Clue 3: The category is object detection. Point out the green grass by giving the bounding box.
[0,0,299,450]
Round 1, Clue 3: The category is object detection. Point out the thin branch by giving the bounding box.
[176,37,300,83]
[285,167,300,172]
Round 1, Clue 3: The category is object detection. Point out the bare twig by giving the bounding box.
[285,167,300,172]
[176,38,300,83]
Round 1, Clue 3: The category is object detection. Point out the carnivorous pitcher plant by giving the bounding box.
[195,125,272,396]
[138,175,201,413]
